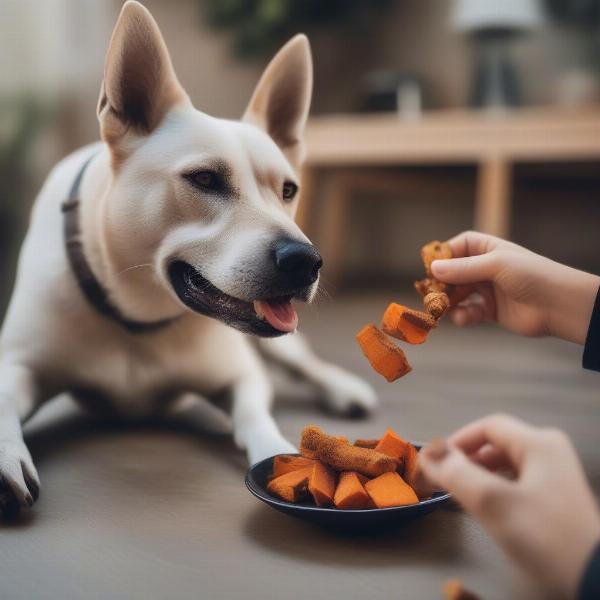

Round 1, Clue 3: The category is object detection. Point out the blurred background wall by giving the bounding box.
[1,0,599,317]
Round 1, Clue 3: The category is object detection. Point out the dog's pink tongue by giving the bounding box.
[254,299,298,333]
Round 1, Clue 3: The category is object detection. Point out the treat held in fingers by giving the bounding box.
[356,239,457,380]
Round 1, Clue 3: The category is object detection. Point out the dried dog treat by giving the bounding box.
[266,467,313,502]
[333,471,372,510]
[443,579,481,600]
[356,324,412,382]
[416,279,475,308]
[301,426,398,478]
[421,240,452,278]
[301,427,348,459]
[414,277,449,297]
[423,292,450,320]
[271,455,316,478]
[308,461,337,507]
[382,303,437,345]
[353,438,380,449]
[364,471,418,508]
[357,238,471,380]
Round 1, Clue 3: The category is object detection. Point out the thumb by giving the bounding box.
[431,253,498,285]
[420,443,509,517]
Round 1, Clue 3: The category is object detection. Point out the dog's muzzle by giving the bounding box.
[167,240,322,337]
[273,239,322,290]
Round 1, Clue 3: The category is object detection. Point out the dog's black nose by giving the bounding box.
[273,239,323,287]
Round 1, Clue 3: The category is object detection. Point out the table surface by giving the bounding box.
[304,107,600,165]
[2,293,598,600]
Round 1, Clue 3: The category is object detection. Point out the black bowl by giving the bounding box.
[245,447,451,528]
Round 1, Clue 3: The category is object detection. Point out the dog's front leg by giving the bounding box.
[0,362,41,511]
[231,372,296,465]
[257,333,378,417]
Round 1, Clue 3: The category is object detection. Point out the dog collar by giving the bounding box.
[62,153,176,334]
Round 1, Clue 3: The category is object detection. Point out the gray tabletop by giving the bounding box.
[1,293,597,600]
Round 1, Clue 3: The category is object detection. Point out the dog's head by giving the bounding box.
[97,1,320,337]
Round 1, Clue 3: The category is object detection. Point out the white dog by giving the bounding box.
[0,1,376,512]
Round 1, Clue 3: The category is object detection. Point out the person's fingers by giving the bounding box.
[449,307,470,327]
[475,285,497,321]
[445,231,504,259]
[431,253,499,285]
[470,444,515,474]
[448,287,496,326]
[448,414,537,469]
[449,304,486,327]
[420,443,512,516]
[459,293,496,323]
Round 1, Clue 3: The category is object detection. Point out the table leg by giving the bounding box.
[317,171,349,291]
[475,156,512,238]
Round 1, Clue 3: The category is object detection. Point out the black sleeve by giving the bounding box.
[583,285,600,372]
[579,541,600,600]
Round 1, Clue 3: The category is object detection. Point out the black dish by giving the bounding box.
[245,448,451,528]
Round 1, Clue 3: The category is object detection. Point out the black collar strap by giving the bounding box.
[62,153,176,334]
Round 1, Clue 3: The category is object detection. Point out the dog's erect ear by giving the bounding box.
[98,1,189,150]
[243,35,313,169]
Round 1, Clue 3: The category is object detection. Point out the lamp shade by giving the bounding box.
[452,0,543,32]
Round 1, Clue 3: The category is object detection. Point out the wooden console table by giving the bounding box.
[297,108,600,278]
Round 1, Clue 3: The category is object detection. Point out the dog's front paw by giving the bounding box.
[0,439,40,513]
[318,364,379,418]
[235,420,298,465]
[247,435,297,466]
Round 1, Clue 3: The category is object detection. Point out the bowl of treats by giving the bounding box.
[245,425,451,527]
[246,241,462,528]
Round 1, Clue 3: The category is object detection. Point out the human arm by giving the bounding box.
[419,415,600,599]
[430,231,600,345]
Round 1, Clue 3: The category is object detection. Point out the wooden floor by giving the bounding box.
[1,292,598,600]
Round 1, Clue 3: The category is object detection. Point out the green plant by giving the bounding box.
[0,96,49,316]
[201,0,398,57]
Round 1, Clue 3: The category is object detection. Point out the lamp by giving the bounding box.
[452,0,543,108]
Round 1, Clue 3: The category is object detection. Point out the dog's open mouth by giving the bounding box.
[168,261,300,337]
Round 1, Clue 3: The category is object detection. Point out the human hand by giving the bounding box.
[420,414,600,599]
[430,231,600,344]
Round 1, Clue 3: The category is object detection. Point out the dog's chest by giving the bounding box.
[71,346,174,414]
[64,319,255,417]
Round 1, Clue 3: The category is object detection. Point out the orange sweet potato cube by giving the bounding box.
[403,442,419,481]
[364,471,419,508]
[333,471,372,510]
[356,324,412,382]
[404,442,438,500]
[356,472,369,486]
[381,303,436,345]
[308,461,337,507]
[374,428,409,466]
[272,455,316,478]
[266,467,313,503]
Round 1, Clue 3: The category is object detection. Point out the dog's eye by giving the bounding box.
[184,170,222,192]
[282,181,298,202]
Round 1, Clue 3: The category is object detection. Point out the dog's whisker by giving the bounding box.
[311,283,333,306]
[115,263,154,278]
